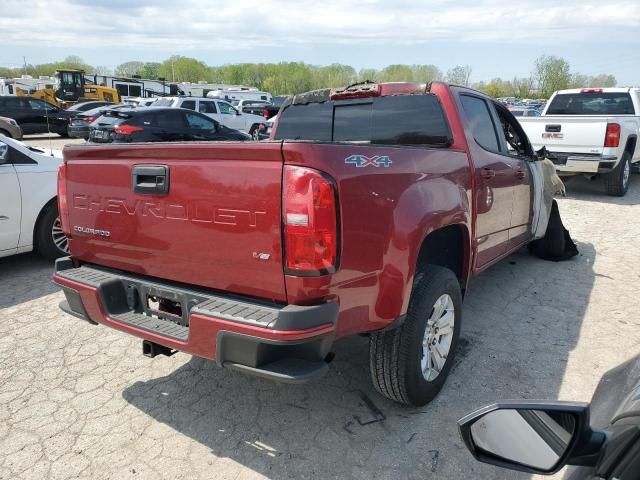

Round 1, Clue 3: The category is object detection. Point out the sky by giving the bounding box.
[1,0,639,85]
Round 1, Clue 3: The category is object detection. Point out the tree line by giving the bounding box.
[0,54,618,99]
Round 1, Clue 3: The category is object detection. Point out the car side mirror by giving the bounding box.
[535,146,549,161]
[458,401,605,475]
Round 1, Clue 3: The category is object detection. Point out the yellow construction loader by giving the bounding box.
[16,69,120,108]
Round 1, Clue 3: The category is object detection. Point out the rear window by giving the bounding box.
[546,92,635,115]
[274,95,451,146]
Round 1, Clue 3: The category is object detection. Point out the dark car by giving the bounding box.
[68,104,130,139]
[0,96,73,136]
[259,95,290,120]
[459,354,640,479]
[88,107,251,143]
[240,100,273,117]
[66,101,115,113]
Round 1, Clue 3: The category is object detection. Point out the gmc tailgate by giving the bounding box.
[519,116,610,154]
[62,142,287,303]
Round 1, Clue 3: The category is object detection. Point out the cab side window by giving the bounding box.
[217,102,236,115]
[493,102,533,158]
[460,95,500,153]
[186,113,216,130]
[199,101,217,114]
[181,100,196,111]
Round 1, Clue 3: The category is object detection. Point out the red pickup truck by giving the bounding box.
[54,81,560,406]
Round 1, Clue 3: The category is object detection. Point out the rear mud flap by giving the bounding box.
[529,200,578,262]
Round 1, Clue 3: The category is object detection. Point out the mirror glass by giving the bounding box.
[470,408,576,470]
[0,143,8,163]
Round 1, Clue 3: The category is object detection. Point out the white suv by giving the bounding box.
[152,97,266,136]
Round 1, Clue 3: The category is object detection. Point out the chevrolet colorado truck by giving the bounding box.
[519,87,640,196]
[54,82,562,406]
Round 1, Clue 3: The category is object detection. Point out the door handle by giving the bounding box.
[515,169,526,180]
[480,168,496,179]
[132,165,169,195]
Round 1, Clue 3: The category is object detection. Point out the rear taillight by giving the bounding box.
[82,116,97,123]
[114,124,143,136]
[263,109,270,119]
[605,123,621,147]
[57,164,71,236]
[283,165,339,274]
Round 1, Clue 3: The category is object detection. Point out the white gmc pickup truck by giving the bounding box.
[520,88,640,196]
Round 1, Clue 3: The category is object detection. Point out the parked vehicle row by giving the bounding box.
[152,96,266,136]
[88,107,250,143]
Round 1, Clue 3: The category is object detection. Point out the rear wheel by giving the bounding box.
[605,153,631,196]
[35,203,68,260]
[369,265,462,406]
[248,124,261,140]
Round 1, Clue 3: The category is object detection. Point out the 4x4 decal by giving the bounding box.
[344,154,392,168]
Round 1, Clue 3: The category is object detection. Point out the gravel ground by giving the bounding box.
[2,144,639,479]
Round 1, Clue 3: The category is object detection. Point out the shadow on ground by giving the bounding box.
[0,253,58,308]
[123,240,597,479]
[562,173,640,206]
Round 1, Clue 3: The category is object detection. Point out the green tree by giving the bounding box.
[141,62,162,79]
[160,56,208,83]
[446,65,472,86]
[589,74,616,88]
[482,79,507,98]
[115,61,145,77]
[534,55,571,98]
[569,73,589,89]
[512,77,534,98]
[379,64,415,82]
[358,68,379,82]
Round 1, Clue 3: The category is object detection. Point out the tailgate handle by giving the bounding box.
[132,165,169,195]
[545,124,561,133]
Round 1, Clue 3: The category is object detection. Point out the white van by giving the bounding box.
[152,96,266,135]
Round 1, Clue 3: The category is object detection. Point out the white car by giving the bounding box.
[0,135,67,260]
[123,97,158,108]
[151,96,266,136]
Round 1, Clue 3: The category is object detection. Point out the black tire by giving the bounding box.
[0,129,12,138]
[605,153,631,196]
[529,200,578,261]
[58,128,70,138]
[248,124,261,140]
[369,265,462,406]
[35,203,68,260]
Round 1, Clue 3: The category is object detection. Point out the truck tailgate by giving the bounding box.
[519,116,609,153]
[63,142,287,303]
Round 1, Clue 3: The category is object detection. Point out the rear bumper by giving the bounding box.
[68,125,90,139]
[548,152,619,174]
[53,258,337,383]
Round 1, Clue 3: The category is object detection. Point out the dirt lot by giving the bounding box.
[2,141,639,479]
